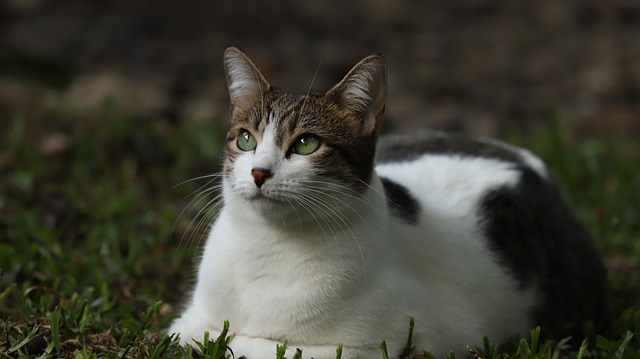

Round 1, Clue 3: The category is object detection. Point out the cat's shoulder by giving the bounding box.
[375,130,548,179]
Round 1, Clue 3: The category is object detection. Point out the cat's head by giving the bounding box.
[221,47,387,222]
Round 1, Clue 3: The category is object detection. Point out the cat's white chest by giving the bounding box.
[187,188,396,341]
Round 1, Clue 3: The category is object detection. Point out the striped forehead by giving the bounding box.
[253,93,320,146]
[263,112,295,149]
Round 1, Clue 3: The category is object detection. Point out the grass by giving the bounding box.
[0,104,639,358]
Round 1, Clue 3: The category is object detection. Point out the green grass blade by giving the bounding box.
[50,306,62,355]
[380,340,390,359]
[275,340,289,359]
[8,325,39,352]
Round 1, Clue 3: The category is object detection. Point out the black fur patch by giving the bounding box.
[376,131,525,165]
[380,177,420,225]
[479,167,610,342]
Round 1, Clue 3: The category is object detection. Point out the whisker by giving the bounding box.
[174,186,220,235]
[180,191,223,253]
[298,56,323,115]
[298,191,367,278]
[172,173,224,254]
[354,177,410,216]
[209,85,230,95]
[285,198,304,227]
[187,195,222,245]
[251,50,266,128]
[301,179,379,205]
[297,192,355,237]
[355,177,388,200]
[302,186,380,228]
[172,173,223,190]
[294,193,344,259]
[293,194,334,240]
[302,184,377,209]
[174,185,221,245]
[189,195,224,261]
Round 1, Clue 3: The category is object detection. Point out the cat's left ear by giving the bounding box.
[326,54,387,136]
[223,47,271,117]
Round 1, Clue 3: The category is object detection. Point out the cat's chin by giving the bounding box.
[246,193,282,209]
[242,192,291,216]
[239,193,319,227]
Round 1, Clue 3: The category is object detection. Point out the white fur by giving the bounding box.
[169,135,540,358]
[252,121,281,171]
[226,65,262,101]
[341,67,375,113]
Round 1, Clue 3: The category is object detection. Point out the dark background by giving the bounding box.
[1,0,639,136]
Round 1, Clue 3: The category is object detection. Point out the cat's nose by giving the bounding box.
[251,168,272,188]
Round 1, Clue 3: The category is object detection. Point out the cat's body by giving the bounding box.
[169,48,609,358]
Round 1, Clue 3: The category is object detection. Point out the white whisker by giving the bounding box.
[302,184,377,210]
[182,192,223,254]
[172,173,223,190]
[297,191,368,278]
[302,186,379,233]
[171,172,224,257]
[285,198,304,227]
[293,193,344,266]
[189,195,224,260]
[298,56,323,116]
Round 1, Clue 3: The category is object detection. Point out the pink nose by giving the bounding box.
[251,168,272,188]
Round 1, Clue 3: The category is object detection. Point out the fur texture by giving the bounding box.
[168,47,609,358]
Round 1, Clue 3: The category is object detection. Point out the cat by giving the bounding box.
[168,47,610,358]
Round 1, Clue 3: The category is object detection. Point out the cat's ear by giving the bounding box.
[326,55,387,136]
[223,47,270,116]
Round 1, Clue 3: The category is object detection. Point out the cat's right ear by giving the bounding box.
[223,47,270,116]
[326,54,387,136]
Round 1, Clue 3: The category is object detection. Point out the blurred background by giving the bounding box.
[2,0,639,136]
[1,2,639,355]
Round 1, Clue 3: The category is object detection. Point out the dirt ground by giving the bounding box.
[1,0,639,136]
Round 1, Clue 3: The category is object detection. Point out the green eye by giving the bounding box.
[292,134,321,155]
[237,130,257,151]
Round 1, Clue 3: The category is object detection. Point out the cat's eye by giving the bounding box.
[237,130,257,151]
[291,134,321,155]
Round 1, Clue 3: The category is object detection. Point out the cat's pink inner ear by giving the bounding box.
[326,55,388,136]
[223,47,270,117]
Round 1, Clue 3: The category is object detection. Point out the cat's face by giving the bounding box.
[221,48,387,222]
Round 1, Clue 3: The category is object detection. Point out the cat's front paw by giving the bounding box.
[168,317,222,347]
[171,329,223,347]
[227,335,293,359]
[228,336,371,359]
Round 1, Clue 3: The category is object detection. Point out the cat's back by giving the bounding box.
[376,130,547,178]
[374,130,610,341]
[374,131,546,227]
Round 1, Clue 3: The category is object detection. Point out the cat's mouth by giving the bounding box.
[246,189,286,206]
[233,181,300,213]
